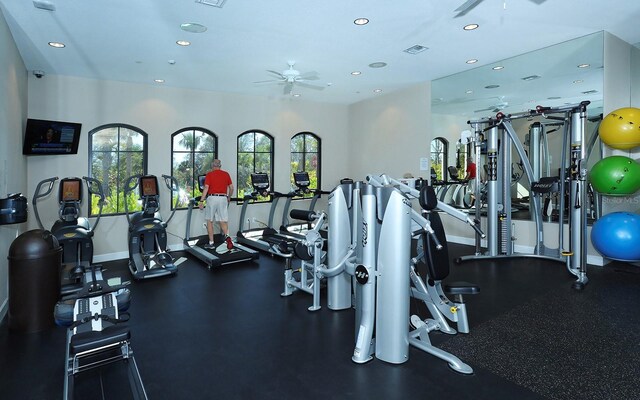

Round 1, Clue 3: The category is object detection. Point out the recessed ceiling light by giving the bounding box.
[485,84,500,89]
[463,24,479,31]
[351,71,361,76]
[492,65,504,70]
[176,40,191,46]
[48,41,65,48]
[466,90,473,94]
[292,93,301,97]
[466,59,478,64]
[373,89,382,93]
[354,18,369,26]
[168,60,176,65]
[154,79,165,83]
[521,75,541,81]
[180,23,207,33]
[368,62,387,68]
[573,79,583,84]
[577,63,590,68]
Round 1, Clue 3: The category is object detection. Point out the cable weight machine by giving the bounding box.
[457,101,590,290]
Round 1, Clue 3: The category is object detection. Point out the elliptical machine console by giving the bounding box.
[123,174,178,279]
[33,176,105,295]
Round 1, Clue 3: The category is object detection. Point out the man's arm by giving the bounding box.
[199,183,209,208]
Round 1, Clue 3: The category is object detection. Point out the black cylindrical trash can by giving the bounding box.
[8,229,62,333]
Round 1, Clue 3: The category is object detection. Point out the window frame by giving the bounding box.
[88,123,148,216]
[430,137,449,182]
[290,132,321,198]
[237,130,274,203]
[170,127,218,210]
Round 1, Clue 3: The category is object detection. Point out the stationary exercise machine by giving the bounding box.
[183,175,259,269]
[315,175,482,372]
[280,209,328,311]
[458,102,591,290]
[55,264,146,399]
[123,174,178,279]
[33,176,106,295]
[236,172,299,258]
[279,171,330,239]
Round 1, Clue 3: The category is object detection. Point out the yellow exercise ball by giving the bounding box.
[599,107,640,150]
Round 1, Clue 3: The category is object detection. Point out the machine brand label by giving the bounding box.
[144,224,155,229]
[63,233,77,238]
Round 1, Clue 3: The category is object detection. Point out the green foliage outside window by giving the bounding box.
[171,128,217,209]
[89,125,146,216]
[237,131,273,202]
[290,132,320,198]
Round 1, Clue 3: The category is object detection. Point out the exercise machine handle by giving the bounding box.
[122,175,141,225]
[82,176,105,233]
[161,174,180,225]
[32,176,59,230]
[469,218,486,238]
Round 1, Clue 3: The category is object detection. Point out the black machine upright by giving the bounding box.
[279,171,330,240]
[183,175,259,269]
[123,174,178,279]
[32,176,106,295]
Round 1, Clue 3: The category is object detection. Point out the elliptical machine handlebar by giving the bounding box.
[82,176,105,234]
[122,174,142,226]
[161,174,179,225]
[32,176,59,230]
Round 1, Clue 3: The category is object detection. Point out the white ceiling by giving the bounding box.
[1,0,640,105]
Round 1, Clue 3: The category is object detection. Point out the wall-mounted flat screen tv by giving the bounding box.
[22,118,82,155]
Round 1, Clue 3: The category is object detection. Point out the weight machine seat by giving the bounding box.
[443,281,480,296]
[55,288,132,327]
[70,325,131,354]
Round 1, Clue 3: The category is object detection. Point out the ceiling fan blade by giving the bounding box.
[266,70,284,79]
[253,79,281,84]
[296,82,325,91]
[474,107,493,113]
[454,0,483,17]
[283,82,293,95]
[298,71,319,80]
[529,0,547,4]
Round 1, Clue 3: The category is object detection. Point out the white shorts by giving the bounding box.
[205,196,229,222]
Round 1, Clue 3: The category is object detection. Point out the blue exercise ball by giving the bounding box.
[591,212,640,261]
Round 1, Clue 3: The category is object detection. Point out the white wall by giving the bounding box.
[26,75,350,261]
[0,7,28,320]
[347,83,431,181]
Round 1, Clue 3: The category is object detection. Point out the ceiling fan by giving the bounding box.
[455,0,547,17]
[474,96,509,113]
[254,61,325,95]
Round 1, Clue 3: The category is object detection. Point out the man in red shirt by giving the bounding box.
[198,159,234,249]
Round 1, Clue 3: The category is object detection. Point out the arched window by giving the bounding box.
[290,132,321,196]
[430,137,448,182]
[237,130,274,202]
[88,124,148,215]
[171,127,218,209]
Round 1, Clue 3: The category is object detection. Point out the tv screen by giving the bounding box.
[22,118,82,155]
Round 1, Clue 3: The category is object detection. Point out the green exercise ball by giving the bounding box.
[589,155,640,195]
[599,107,640,150]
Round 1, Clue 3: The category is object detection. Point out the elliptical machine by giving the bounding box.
[123,174,178,279]
[33,176,105,295]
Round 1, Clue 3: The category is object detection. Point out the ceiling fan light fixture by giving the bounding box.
[463,23,479,30]
[354,18,369,26]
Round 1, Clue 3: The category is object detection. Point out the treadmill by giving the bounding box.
[184,175,259,269]
[236,173,299,257]
[279,171,330,240]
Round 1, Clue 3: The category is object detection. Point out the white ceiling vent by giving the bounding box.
[403,45,428,55]
[195,0,227,8]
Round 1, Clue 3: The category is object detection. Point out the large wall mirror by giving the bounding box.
[431,31,604,222]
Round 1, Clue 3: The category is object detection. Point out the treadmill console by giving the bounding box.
[293,172,311,194]
[251,173,270,196]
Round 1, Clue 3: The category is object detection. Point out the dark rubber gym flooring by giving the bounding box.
[1,243,639,400]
